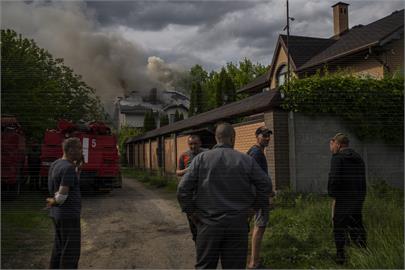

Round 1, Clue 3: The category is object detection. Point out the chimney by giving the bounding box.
[332,2,349,37]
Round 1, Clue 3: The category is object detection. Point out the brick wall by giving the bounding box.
[264,110,290,190]
[145,141,150,169]
[234,121,265,154]
[385,35,404,75]
[133,143,138,168]
[139,142,145,169]
[151,140,158,170]
[164,137,176,174]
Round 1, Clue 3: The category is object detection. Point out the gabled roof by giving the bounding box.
[127,90,281,143]
[279,35,336,69]
[297,9,404,71]
[266,34,335,83]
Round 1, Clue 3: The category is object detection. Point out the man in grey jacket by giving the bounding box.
[177,123,272,269]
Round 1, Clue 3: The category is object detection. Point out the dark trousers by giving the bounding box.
[50,218,81,269]
[333,201,367,254]
[187,215,198,242]
[195,217,249,269]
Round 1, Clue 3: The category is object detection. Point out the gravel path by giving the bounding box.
[79,177,195,269]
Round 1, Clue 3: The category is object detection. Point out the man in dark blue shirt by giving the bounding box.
[247,126,273,269]
[47,137,82,269]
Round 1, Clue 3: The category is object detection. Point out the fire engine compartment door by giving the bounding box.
[82,137,89,163]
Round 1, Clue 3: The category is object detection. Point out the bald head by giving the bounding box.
[215,123,235,147]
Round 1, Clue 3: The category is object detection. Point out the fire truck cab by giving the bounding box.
[39,119,122,191]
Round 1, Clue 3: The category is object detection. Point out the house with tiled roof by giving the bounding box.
[240,2,404,95]
[114,88,189,130]
[125,2,404,191]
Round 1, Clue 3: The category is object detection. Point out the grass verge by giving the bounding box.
[261,181,404,269]
[1,190,53,269]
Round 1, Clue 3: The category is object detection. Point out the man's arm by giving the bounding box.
[47,185,70,207]
[176,168,188,177]
[176,154,188,177]
[46,165,75,207]
[249,159,272,211]
[328,155,342,199]
[177,156,200,215]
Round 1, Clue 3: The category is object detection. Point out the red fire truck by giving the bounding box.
[39,119,122,191]
[1,115,27,195]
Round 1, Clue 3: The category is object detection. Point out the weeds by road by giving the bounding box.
[262,181,404,269]
[124,167,404,269]
[1,191,53,269]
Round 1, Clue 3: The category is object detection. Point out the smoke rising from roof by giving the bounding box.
[1,1,186,115]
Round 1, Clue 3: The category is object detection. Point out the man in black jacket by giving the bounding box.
[177,123,271,269]
[328,133,367,265]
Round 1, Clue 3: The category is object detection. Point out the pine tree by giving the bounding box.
[159,114,169,127]
[143,110,156,131]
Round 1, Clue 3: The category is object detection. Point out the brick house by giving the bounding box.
[240,3,404,96]
[126,3,404,191]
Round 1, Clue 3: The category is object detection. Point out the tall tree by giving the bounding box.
[189,81,204,115]
[1,29,105,140]
[143,110,156,131]
[215,68,236,106]
[190,64,208,83]
[159,114,169,127]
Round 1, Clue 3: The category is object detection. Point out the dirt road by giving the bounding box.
[79,177,195,269]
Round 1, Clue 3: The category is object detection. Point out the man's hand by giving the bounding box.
[188,213,200,225]
[176,168,188,177]
[46,197,57,208]
[247,208,255,222]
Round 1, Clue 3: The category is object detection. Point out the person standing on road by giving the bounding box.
[328,133,367,265]
[177,123,272,269]
[47,137,83,269]
[176,134,206,242]
[247,126,275,269]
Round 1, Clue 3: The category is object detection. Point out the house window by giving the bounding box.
[276,65,287,87]
[169,113,175,124]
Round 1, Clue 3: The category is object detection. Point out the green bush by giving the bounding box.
[281,71,404,144]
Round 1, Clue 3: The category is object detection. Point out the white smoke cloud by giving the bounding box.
[1,1,184,115]
[147,56,187,91]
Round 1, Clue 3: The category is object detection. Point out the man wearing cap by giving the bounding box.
[247,126,274,269]
[328,133,367,265]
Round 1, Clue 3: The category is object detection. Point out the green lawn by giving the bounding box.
[1,190,53,269]
[261,181,404,269]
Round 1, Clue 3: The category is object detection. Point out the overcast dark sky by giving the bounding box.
[85,0,404,70]
[3,0,404,71]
